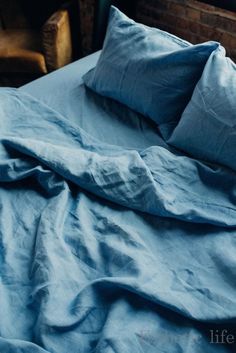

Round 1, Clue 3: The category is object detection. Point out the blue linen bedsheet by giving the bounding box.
[0,88,236,353]
[21,51,168,151]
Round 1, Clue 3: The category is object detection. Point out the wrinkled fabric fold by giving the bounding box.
[0,88,236,353]
[2,136,236,228]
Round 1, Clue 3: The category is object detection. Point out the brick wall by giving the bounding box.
[78,0,236,62]
[136,0,236,62]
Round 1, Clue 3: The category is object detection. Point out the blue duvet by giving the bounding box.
[0,88,236,353]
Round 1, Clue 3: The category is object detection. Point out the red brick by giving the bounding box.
[199,24,219,39]
[171,28,191,41]
[208,29,224,42]
[218,18,236,33]
[201,12,219,27]
[220,32,236,49]
[174,18,191,31]
[161,12,178,28]
[186,8,201,22]
[169,3,186,17]
[189,21,201,34]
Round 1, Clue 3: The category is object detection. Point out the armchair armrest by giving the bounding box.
[42,9,73,72]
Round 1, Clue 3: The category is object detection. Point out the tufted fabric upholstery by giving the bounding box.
[42,10,73,72]
[0,0,73,86]
[0,30,47,74]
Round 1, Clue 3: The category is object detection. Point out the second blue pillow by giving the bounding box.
[168,46,236,172]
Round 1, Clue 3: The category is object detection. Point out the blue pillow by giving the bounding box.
[83,6,219,139]
[168,46,236,172]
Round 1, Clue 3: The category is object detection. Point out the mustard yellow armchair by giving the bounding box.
[0,0,73,86]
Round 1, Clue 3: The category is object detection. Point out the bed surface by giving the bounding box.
[21,52,168,151]
[1,87,236,353]
[0,49,233,353]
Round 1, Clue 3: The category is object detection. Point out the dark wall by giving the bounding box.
[93,0,136,51]
[19,0,66,28]
[201,0,236,12]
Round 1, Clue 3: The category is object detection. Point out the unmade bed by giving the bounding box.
[1,6,236,353]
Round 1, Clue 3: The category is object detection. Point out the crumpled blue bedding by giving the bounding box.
[0,88,236,353]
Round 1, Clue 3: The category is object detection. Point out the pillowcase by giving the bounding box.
[168,46,236,172]
[83,6,219,139]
